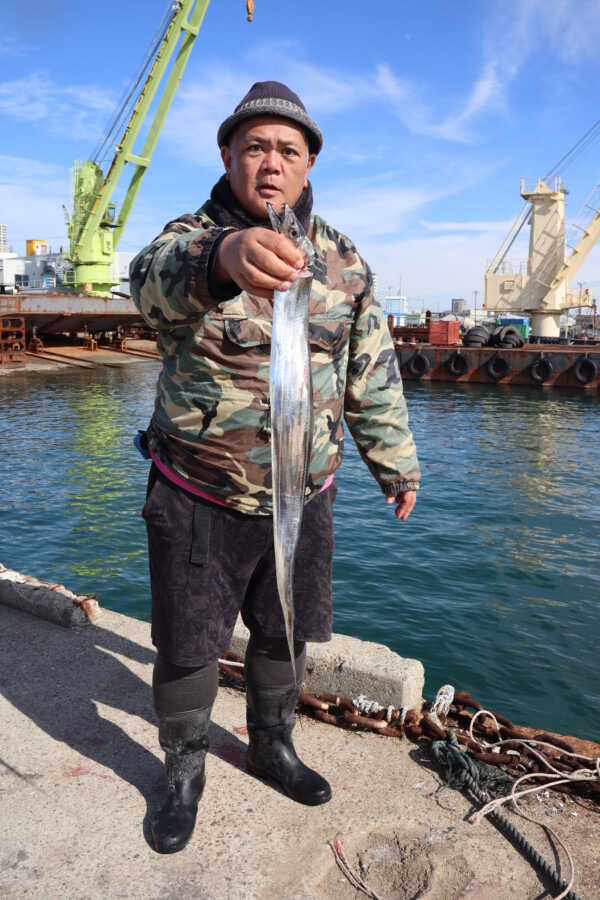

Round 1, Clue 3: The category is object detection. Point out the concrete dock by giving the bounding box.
[1,580,599,898]
[0,338,160,376]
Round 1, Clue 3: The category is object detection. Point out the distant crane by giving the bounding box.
[484,121,600,338]
[66,0,213,296]
[67,0,255,297]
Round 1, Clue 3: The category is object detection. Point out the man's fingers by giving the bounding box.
[221,228,307,295]
[235,256,296,294]
[386,490,417,522]
[244,242,301,283]
[258,229,306,268]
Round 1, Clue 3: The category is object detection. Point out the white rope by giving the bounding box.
[468,708,501,741]
[469,771,596,826]
[353,694,394,722]
[218,658,244,667]
[465,704,600,899]
[428,684,455,727]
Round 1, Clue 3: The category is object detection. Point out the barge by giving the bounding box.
[391,318,599,390]
[395,341,600,390]
[0,291,140,336]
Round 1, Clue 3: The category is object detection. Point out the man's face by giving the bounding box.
[221,117,316,219]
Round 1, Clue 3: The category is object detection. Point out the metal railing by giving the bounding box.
[520,176,565,196]
[485,259,529,276]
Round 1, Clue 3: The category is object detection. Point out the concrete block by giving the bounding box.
[0,564,100,628]
[230,619,424,711]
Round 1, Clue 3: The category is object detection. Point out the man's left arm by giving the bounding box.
[343,256,420,522]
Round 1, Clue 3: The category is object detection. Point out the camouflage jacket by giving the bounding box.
[129,207,420,515]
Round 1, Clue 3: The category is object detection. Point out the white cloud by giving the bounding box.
[371,0,600,145]
[317,181,438,240]
[365,231,506,305]
[419,218,515,234]
[486,0,600,65]
[0,73,116,141]
[162,66,250,170]
[0,34,29,58]
[0,155,70,253]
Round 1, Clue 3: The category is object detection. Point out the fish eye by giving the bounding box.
[290,228,298,237]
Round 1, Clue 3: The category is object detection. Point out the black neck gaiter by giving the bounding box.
[204,174,313,233]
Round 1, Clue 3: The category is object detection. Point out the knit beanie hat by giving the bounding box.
[217,81,323,155]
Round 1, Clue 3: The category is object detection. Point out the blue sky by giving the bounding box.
[2,0,600,310]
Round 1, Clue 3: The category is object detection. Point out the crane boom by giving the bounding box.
[68,0,211,296]
[541,178,600,293]
[485,176,599,338]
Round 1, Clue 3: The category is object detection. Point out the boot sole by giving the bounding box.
[153,834,193,855]
[151,786,204,854]
[247,762,332,806]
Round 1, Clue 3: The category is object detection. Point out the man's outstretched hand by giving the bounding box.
[215,228,306,298]
[386,490,417,522]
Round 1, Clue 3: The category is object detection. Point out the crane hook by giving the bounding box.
[246,0,255,21]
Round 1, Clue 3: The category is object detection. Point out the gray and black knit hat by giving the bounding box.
[217,81,323,155]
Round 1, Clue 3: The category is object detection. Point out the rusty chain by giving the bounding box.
[218,653,599,801]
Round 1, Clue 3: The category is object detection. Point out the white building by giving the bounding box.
[382,294,407,326]
[0,229,134,295]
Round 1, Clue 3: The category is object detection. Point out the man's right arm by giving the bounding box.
[129,215,236,330]
[130,216,309,331]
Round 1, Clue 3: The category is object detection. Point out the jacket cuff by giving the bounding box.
[187,227,239,305]
[381,480,420,494]
[206,229,241,302]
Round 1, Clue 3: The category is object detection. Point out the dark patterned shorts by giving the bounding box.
[142,465,336,667]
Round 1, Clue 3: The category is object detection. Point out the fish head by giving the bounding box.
[266,202,315,270]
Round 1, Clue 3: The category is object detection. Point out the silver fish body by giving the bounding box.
[267,203,316,683]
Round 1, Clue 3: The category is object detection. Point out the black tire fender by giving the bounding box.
[529,357,554,384]
[572,356,597,385]
[408,351,430,378]
[486,354,510,380]
[447,353,468,377]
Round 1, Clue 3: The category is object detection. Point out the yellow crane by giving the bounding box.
[485,122,600,339]
[65,1,255,296]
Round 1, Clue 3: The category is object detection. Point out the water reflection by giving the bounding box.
[0,364,156,614]
[65,387,145,582]
[0,370,599,739]
[333,381,600,739]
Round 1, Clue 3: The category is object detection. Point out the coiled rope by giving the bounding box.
[217,658,596,898]
[432,732,581,900]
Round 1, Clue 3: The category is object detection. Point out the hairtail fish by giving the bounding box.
[267,201,315,684]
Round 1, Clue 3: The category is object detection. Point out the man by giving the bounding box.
[130,81,420,855]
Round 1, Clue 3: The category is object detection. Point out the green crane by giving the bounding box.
[66,0,211,296]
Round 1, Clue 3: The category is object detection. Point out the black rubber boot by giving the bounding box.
[151,706,211,854]
[246,683,332,806]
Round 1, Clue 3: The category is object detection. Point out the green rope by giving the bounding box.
[432,733,581,900]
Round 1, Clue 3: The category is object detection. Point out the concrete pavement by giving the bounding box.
[1,588,599,898]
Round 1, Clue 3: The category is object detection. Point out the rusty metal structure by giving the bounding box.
[0,316,26,366]
[0,292,141,338]
[388,318,600,391]
[395,341,600,391]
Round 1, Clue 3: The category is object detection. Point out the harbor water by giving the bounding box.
[1,362,598,741]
